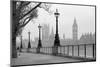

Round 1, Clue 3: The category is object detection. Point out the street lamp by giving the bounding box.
[37,24,42,53]
[27,31,31,52]
[20,35,23,52]
[54,9,60,46]
[53,9,60,55]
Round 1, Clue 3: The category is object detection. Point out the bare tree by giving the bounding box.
[11,1,51,58]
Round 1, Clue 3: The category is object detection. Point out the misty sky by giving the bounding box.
[16,3,95,41]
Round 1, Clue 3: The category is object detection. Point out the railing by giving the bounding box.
[20,44,96,61]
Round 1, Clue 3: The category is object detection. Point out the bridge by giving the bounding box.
[11,44,96,66]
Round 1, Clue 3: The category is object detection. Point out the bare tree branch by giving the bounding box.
[19,2,41,20]
[18,17,32,30]
[22,17,32,27]
[23,16,30,24]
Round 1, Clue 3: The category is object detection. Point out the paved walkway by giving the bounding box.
[11,53,82,66]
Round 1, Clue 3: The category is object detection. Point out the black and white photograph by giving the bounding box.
[11,0,96,66]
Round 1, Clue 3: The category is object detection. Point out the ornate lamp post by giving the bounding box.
[20,35,23,52]
[53,9,60,55]
[27,31,31,52]
[37,24,42,53]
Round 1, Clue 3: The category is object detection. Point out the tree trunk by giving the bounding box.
[12,33,17,58]
[11,1,17,58]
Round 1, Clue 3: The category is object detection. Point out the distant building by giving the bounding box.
[42,24,50,47]
[42,24,50,41]
[72,18,78,41]
[79,33,95,44]
[72,18,78,45]
[49,27,55,46]
[33,37,38,47]
[60,34,67,45]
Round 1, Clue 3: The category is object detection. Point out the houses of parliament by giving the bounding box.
[17,18,95,48]
[32,18,95,47]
